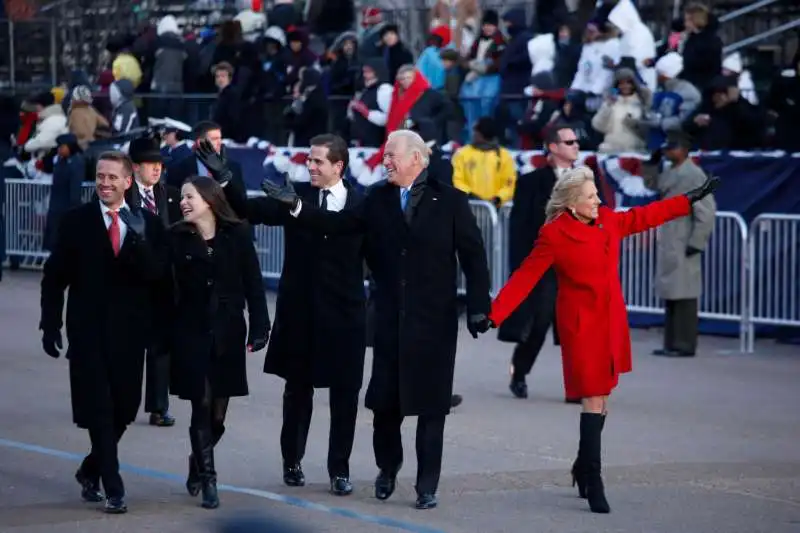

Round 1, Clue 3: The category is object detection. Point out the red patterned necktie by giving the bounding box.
[108,211,121,256]
[143,188,157,215]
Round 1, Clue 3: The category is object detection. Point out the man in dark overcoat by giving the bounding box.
[39,151,168,514]
[502,123,578,402]
[125,134,180,427]
[165,120,248,219]
[261,129,492,510]
[246,134,367,496]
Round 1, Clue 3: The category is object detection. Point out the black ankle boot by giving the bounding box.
[579,412,610,514]
[190,427,219,509]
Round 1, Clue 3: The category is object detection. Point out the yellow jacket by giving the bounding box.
[452,144,517,204]
[112,53,143,89]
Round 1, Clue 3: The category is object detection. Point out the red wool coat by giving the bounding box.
[489,196,691,398]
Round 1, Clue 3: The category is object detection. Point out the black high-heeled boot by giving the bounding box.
[572,413,605,499]
[579,412,610,513]
[190,427,219,509]
[186,453,201,497]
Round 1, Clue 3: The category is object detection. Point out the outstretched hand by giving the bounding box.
[260,178,299,209]
[686,175,720,204]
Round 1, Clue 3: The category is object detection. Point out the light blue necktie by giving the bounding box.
[400,188,410,211]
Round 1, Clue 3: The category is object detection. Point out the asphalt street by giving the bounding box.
[1,270,799,533]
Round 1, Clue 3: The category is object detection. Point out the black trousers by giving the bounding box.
[511,270,557,380]
[373,409,446,495]
[144,350,170,414]
[80,422,128,499]
[664,298,699,354]
[280,381,360,478]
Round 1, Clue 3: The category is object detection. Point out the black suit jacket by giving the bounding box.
[165,153,248,219]
[125,180,182,226]
[247,181,367,390]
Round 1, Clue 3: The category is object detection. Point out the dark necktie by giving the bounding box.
[143,188,157,215]
[320,189,330,211]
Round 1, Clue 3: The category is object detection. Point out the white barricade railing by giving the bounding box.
[246,191,285,281]
[618,210,749,352]
[746,214,800,353]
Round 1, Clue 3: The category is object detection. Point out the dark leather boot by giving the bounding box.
[580,413,610,514]
[571,413,604,499]
[186,454,201,497]
[191,427,219,509]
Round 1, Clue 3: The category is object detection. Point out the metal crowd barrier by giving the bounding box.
[746,214,800,352]
[4,179,799,354]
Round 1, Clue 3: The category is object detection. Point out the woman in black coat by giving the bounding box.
[169,176,270,509]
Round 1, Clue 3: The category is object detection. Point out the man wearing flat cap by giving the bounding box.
[643,130,716,357]
[126,135,180,426]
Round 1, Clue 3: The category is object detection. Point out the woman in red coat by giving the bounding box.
[486,166,717,514]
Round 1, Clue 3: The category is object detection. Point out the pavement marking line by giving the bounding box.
[0,437,447,533]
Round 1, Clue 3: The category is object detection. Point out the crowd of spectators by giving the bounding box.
[6,0,800,164]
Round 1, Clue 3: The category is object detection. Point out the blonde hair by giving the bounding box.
[545,166,596,223]
[387,129,431,168]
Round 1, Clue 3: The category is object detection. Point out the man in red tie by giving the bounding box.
[40,151,169,514]
[126,135,180,427]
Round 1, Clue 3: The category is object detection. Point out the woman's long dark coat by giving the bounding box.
[168,221,270,401]
[294,172,491,416]
[247,181,367,391]
[39,202,167,429]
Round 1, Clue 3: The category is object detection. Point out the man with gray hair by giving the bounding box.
[261,129,492,510]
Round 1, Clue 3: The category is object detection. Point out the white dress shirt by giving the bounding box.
[290,179,348,217]
[99,200,129,245]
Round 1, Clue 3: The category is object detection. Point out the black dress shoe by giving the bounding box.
[374,471,396,500]
[75,468,103,502]
[283,464,305,487]
[652,348,695,357]
[415,493,438,509]
[450,394,463,408]
[149,411,176,427]
[104,496,127,514]
[509,378,528,399]
[330,476,353,496]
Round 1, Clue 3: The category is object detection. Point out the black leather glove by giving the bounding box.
[247,331,269,352]
[686,246,702,257]
[685,175,720,204]
[42,329,63,358]
[196,139,233,186]
[467,313,494,339]
[261,178,299,209]
[118,207,146,237]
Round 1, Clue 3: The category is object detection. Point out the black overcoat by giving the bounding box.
[39,201,168,429]
[247,182,367,391]
[499,165,558,344]
[168,221,270,401]
[293,171,491,416]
